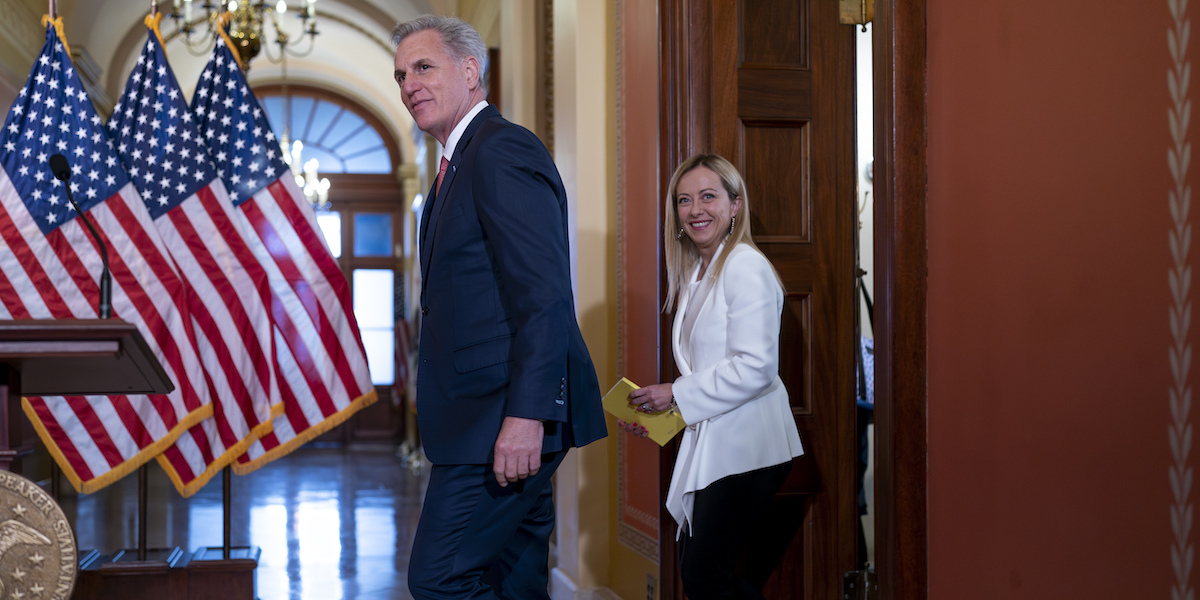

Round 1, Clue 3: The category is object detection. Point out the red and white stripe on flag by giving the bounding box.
[107,27,283,496]
[233,176,375,471]
[147,181,283,495]
[189,35,374,474]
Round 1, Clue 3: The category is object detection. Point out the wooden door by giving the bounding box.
[661,1,859,598]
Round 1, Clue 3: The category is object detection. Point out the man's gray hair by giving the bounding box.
[392,15,489,91]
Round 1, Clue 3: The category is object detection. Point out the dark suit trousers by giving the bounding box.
[408,450,568,600]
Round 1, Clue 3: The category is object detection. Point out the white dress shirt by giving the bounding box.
[442,100,489,162]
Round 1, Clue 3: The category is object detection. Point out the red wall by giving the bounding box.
[927,1,1178,596]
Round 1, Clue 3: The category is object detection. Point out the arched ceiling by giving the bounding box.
[14,0,501,168]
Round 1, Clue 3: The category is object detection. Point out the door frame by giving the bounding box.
[631,0,930,597]
[871,0,928,598]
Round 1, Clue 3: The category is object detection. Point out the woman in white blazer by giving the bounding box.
[625,154,804,599]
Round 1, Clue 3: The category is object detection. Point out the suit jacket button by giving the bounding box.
[421,306,429,315]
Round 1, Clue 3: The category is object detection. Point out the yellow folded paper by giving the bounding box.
[602,377,687,446]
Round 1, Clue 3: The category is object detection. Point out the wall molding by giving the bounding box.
[1167,2,1194,600]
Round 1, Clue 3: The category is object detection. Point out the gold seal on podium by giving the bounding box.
[0,470,75,600]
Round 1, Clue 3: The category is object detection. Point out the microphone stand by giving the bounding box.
[51,157,111,318]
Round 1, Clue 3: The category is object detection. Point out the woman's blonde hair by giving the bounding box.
[663,153,777,312]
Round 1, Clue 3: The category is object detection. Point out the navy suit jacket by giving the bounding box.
[416,105,606,465]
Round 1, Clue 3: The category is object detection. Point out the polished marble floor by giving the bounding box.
[58,446,429,600]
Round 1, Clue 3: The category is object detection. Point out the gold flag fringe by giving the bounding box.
[40,15,71,57]
[155,402,282,497]
[231,389,379,476]
[144,12,167,57]
[22,397,213,496]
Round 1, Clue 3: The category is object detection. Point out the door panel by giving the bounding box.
[662,1,858,597]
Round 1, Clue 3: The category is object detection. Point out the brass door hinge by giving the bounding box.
[839,0,875,31]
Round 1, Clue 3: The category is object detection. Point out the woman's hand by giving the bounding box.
[616,418,649,438]
[627,383,675,414]
[618,383,674,439]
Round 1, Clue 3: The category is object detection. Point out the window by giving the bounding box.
[353,213,393,257]
[260,94,392,174]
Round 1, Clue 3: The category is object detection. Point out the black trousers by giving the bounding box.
[407,450,567,600]
[678,461,793,600]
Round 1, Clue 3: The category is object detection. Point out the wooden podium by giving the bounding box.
[0,318,173,470]
[0,319,257,600]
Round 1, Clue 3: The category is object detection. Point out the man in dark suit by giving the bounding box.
[392,15,607,600]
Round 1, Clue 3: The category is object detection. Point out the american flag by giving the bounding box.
[107,25,281,496]
[191,36,374,471]
[0,22,212,493]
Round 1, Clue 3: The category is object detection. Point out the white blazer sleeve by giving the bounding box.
[673,249,783,424]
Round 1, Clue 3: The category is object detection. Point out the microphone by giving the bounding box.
[49,154,112,319]
[49,154,70,182]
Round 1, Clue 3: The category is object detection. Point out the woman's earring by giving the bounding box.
[676,227,684,240]
[728,216,736,236]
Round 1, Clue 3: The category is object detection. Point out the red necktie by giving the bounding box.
[436,156,449,195]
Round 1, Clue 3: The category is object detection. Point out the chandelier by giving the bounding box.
[284,140,332,211]
[167,0,320,70]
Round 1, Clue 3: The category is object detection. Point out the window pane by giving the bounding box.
[360,329,395,386]
[353,269,394,328]
[317,212,342,258]
[297,144,345,173]
[289,97,317,140]
[327,111,367,147]
[354,213,393,257]
[337,127,383,156]
[309,100,341,143]
[344,149,392,174]
[353,269,395,386]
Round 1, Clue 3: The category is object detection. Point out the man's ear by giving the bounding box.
[464,55,481,90]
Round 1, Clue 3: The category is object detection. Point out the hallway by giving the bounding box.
[59,448,428,600]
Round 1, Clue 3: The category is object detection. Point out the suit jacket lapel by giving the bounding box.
[419,106,499,302]
[673,263,706,376]
[419,180,436,254]
[672,285,691,376]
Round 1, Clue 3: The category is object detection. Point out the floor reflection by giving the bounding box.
[59,447,428,600]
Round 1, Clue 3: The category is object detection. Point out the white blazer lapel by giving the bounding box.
[673,281,692,376]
